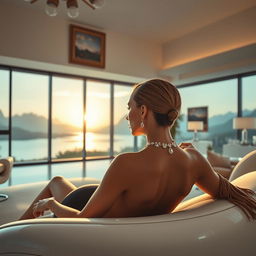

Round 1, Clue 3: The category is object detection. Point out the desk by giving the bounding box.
[223,144,256,158]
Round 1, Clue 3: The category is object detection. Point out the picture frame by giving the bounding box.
[187,106,208,132]
[69,25,106,68]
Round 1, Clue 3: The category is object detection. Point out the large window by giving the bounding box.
[113,84,134,155]
[52,76,84,160]
[242,75,256,143]
[0,70,9,158]
[86,80,111,157]
[178,79,237,153]
[0,70,9,128]
[2,64,255,186]
[0,135,8,159]
[12,71,49,162]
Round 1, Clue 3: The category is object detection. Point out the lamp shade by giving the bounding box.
[233,117,256,130]
[188,121,204,131]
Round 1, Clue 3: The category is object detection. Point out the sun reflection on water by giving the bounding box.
[72,132,96,151]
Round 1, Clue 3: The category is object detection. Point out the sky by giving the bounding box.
[0,70,132,130]
[0,70,255,131]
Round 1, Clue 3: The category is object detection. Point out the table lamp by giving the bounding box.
[188,121,204,141]
[233,117,256,144]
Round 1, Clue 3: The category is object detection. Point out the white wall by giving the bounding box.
[1,2,255,85]
[0,2,161,82]
[159,6,256,84]
[162,7,256,69]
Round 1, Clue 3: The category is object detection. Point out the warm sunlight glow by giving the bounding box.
[85,110,103,130]
[86,132,96,151]
[72,132,83,149]
[66,105,83,128]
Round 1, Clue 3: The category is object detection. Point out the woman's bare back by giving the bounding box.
[102,146,205,218]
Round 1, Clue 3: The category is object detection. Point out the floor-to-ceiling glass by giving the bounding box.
[113,84,134,155]
[0,70,9,158]
[242,75,256,144]
[12,71,48,162]
[86,80,111,157]
[178,79,237,153]
[52,76,84,160]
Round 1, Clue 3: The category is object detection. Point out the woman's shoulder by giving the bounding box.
[111,151,145,172]
[183,147,202,159]
[114,151,143,163]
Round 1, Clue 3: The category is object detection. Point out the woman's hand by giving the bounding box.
[179,142,195,150]
[33,197,54,218]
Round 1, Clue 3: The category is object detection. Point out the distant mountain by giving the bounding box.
[0,110,8,128]
[93,115,130,135]
[1,108,255,141]
[176,108,256,152]
[114,116,130,134]
[209,112,235,127]
[0,110,81,140]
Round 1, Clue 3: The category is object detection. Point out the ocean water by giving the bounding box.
[0,132,133,162]
[0,133,135,186]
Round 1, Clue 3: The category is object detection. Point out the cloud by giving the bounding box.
[75,33,100,53]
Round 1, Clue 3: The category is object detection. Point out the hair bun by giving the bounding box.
[167,109,178,122]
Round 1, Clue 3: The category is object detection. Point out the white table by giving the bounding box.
[223,144,256,158]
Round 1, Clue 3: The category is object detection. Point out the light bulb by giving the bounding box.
[89,0,105,9]
[67,0,79,18]
[45,0,59,17]
[67,6,79,18]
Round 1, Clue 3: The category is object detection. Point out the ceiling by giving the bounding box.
[7,0,256,44]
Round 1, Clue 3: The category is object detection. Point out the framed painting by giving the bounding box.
[187,106,208,132]
[69,25,106,68]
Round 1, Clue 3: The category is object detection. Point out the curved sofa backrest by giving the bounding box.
[0,172,256,256]
[1,172,256,256]
[229,150,256,182]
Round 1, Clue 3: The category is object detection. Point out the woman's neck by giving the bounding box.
[146,126,174,143]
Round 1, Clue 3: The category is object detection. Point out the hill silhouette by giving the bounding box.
[0,110,81,140]
[1,109,255,142]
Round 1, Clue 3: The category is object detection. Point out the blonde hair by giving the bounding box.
[133,79,181,126]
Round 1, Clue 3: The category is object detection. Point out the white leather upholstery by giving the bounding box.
[229,150,256,181]
[0,172,255,256]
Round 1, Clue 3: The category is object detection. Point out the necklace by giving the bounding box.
[147,140,177,154]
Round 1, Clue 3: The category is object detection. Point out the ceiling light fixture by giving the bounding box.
[24,0,105,18]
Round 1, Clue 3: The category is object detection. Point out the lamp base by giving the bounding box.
[241,128,248,145]
[193,130,199,141]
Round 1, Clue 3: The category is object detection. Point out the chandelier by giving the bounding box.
[24,0,105,18]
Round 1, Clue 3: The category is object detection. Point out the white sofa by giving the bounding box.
[0,150,256,256]
[0,171,256,256]
[229,150,256,181]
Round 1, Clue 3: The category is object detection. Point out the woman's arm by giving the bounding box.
[192,149,220,197]
[179,143,219,197]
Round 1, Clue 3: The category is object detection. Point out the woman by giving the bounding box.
[20,79,256,220]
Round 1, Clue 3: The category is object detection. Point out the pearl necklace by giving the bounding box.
[147,141,177,154]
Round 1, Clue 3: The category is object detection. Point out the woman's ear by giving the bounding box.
[140,105,148,119]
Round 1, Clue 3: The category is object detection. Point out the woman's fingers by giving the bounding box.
[179,142,194,149]
[32,200,45,217]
